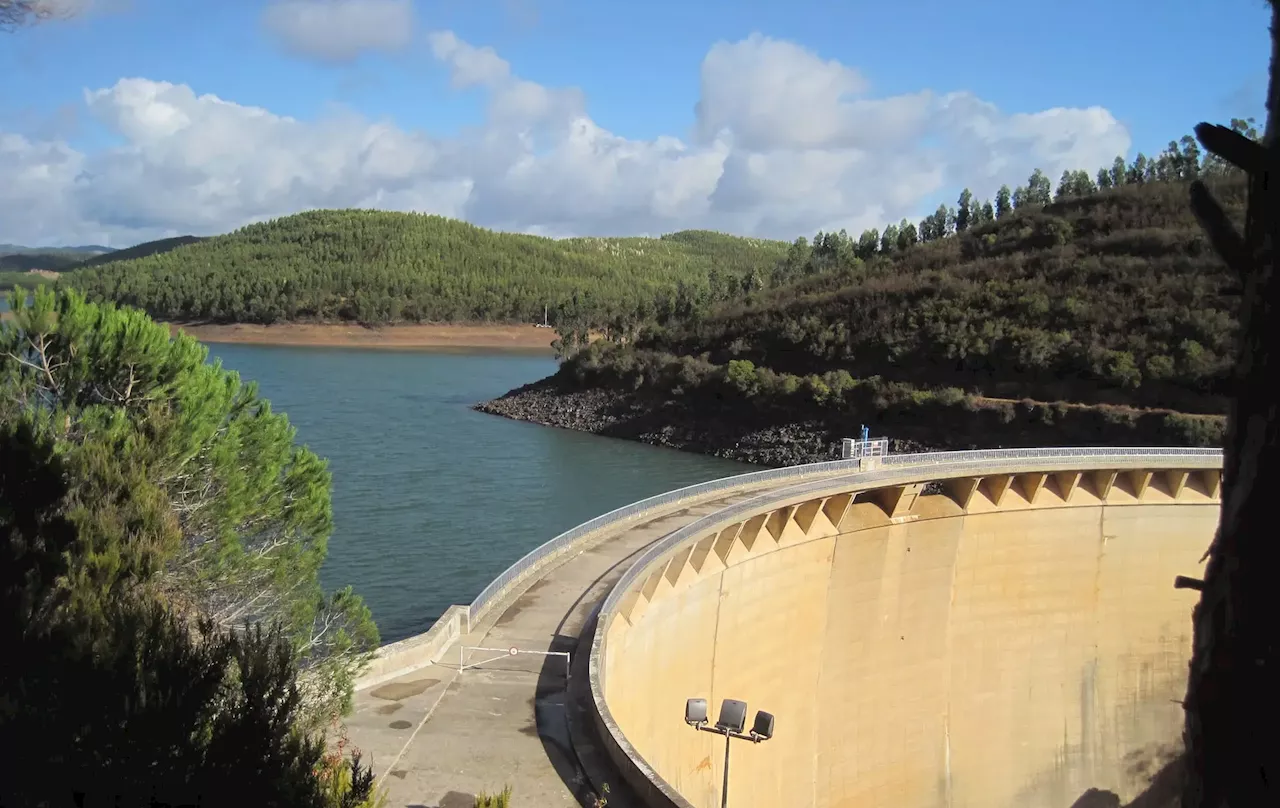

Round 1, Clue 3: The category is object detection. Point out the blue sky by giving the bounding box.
[0,0,1271,246]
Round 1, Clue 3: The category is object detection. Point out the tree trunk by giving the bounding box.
[1181,4,1280,807]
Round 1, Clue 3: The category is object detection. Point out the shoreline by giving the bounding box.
[164,321,557,351]
[472,376,919,466]
[474,375,1224,467]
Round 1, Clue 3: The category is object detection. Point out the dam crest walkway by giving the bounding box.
[343,447,1222,808]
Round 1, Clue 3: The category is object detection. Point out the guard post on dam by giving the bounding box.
[343,441,1224,808]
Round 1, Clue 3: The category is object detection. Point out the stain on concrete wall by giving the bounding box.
[604,496,1216,808]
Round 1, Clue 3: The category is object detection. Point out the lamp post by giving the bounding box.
[685,697,775,808]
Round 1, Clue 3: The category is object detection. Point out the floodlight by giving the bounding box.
[751,711,775,741]
[683,698,774,807]
[685,698,708,726]
[716,699,748,734]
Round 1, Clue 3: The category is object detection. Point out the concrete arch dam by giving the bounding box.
[590,454,1222,808]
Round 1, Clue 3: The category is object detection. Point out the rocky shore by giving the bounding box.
[475,370,1220,466]
[474,376,934,467]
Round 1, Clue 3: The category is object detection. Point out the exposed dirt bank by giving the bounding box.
[165,321,557,351]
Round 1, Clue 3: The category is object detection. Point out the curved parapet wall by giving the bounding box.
[361,448,1214,690]
[589,450,1223,808]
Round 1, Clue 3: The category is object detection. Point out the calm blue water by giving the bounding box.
[207,344,747,644]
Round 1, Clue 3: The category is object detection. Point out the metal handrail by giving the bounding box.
[465,445,1220,630]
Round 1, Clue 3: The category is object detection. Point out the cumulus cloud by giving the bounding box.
[1,31,1131,246]
[427,30,512,88]
[695,34,880,150]
[262,0,416,64]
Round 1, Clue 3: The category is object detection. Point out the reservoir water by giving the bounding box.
[208,343,747,644]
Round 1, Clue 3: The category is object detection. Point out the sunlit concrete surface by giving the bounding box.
[596,463,1221,808]
[344,491,767,808]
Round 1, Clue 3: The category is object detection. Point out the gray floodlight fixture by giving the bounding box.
[684,698,774,807]
[750,710,775,741]
[716,699,748,734]
[685,698,709,727]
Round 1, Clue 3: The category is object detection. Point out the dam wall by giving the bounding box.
[590,455,1223,808]
[356,455,880,690]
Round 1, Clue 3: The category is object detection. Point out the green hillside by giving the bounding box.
[64,211,789,326]
[529,138,1251,459]
[612,175,1243,415]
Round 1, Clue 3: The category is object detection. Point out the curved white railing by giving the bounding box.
[465,446,1220,631]
[360,446,1222,691]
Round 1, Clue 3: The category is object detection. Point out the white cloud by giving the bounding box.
[426,30,511,88]
[695,34,880,151]
[1,31,1131,247]
[0,133,86,245]
[262,0,415,64]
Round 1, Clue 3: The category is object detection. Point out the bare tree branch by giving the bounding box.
[0,1,77,31]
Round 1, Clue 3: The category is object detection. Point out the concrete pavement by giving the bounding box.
[344,492,759,808]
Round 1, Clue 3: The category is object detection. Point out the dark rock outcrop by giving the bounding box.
[475,376,934,467]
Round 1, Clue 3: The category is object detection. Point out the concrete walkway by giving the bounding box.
[344,492,759,808]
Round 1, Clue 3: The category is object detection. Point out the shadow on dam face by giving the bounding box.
[600,483,1217,808]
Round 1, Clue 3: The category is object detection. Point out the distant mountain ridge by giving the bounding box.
[0,243,116,272]
[1,237,203,275]
[0,244,115,255]
[70,236,205,269]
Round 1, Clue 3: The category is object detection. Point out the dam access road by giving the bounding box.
[343,447,1223,808]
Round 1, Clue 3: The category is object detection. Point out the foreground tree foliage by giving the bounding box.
[0,287,379,730]
[0,420,383,808]
[1180,2,1279,805]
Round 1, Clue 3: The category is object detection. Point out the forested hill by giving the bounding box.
[607,173,1245,416]
[483,137,1254,464]
[63,210,788,326]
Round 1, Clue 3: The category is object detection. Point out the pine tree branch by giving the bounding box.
[1189,182,1251,281]
[1195,123,1271,175]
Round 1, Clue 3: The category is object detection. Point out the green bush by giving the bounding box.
[1145,354,1176,381]
[1162,412,1225,447]
[935,387,967,407]
[804,374,832,405]
[725,359,760,396]
[475,786,513,808]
